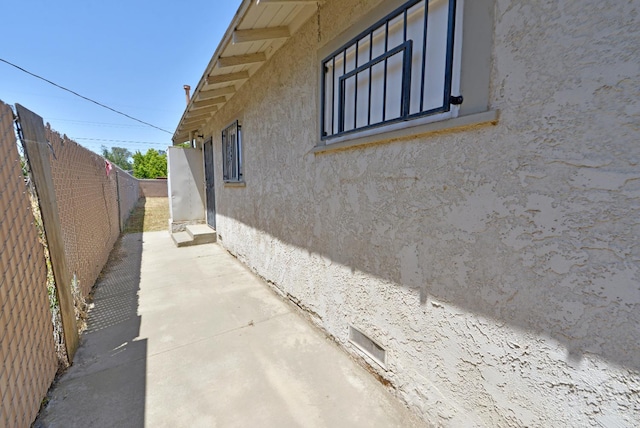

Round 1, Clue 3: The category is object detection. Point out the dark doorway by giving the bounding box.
[203,138,216,228]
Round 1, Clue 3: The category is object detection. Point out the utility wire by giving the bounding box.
[72,137,167,146]
[1,58,173,134]
[46,118,149,128]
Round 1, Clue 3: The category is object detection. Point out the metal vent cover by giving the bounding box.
[349,326,386,368]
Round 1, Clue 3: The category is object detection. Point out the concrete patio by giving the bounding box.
[35,231,424,427]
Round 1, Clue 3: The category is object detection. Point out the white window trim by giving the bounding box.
[315,0,496,152]
[320,0,464,143]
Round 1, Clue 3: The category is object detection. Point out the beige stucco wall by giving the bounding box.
[168,147,205,231]
[200,0,640,426]
[139,178,168,198]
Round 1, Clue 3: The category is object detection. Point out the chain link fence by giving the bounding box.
[0,100,58,428]
[0,100,143,427]
[45,124,139,298]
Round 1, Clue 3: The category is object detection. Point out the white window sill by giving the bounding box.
[313,110,499,154]
[223,181,246,188]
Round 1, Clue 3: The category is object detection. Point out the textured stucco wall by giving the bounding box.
[168,147,205,229]
[201,0,640,426]
[139,179,168,198]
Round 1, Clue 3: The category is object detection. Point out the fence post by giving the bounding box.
[115,169,122,232]
[16,104,79,362]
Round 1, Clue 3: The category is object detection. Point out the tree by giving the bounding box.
[132,149,167,179]
[101,146,133,171]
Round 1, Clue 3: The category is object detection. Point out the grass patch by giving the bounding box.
[124,197,169,233]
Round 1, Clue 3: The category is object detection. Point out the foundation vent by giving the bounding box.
[349,326,386,368]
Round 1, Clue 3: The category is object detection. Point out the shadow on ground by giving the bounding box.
[35,230,146,427]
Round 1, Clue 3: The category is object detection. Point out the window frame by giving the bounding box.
[221,120,243,183]
[315,0,497,153]
[320,0,464,142]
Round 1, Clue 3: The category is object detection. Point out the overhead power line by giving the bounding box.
[46,118,149,129]
[0,58,172,134]
[72,137,168,146]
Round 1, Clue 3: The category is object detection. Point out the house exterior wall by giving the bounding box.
[200,0,639,426]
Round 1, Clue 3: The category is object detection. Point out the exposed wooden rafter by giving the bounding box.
[180,122,204,132]
[182,112,211,122]
[197,86,236,100]
[233,26,290,44]
[180,113,213,129]
[257,0,319,3]
[183,112,214,124]
[174,0,322,143]
[192,96,227,109]
[207,71,250,85]
[218,52,267,68]
[180,122,203,131]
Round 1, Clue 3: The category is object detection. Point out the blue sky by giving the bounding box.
[0,0,242,155]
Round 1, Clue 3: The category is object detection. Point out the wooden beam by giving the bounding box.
[16,104,79,362]
[181,118,208,129]
[233,26,290,44]
[186,111,211,118]
[218,52,267,68]
[207,71,250,85]
[180,123,203,132]
[181,111,216,127]
[180,116,210,130]
[179,123,202,133]
[197,86,236,100]
[173,134,189,145]
[257,0,319,3]
[183,112,211,122]
[192,96,226,109]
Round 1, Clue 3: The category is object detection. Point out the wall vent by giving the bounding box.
[349,326,386,368]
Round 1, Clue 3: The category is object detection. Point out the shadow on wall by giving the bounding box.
[35,226,147,427]
[214,142,639,374]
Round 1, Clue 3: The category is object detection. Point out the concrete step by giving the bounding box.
[171,231,194,248]
[171,224,216,248]
[186,224,217,245]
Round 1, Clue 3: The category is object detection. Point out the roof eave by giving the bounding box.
[173,0,254,144]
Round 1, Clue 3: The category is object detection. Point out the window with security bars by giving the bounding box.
[321,0,463,140]
[222,120,242,182]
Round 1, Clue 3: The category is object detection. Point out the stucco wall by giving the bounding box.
[201,0,640,426]
[139,178,168,198]
[168,147,205,231]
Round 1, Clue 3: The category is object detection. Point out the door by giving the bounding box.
[203,138,216,228]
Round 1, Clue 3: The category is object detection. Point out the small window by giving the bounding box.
[222,120,242,182]
[321,0,463,141]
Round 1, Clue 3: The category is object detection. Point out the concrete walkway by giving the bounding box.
[35,231,424,428]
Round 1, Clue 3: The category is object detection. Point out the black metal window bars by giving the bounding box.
[321,0,462,140]
[222,120,242,182]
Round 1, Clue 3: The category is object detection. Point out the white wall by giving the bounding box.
[200,0,640,426]
[168,147,205,231]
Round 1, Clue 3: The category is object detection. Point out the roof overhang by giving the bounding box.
[173,0,321,144]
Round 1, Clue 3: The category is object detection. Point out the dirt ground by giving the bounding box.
[123,197,169,233]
